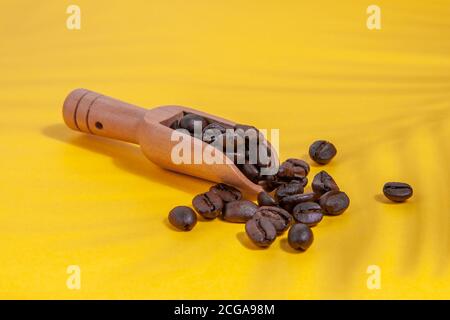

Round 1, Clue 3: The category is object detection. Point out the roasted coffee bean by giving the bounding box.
[288,223,314,251]
[192,191,223,219]
[292,202,323,227]
[168,206,197,231]
[319,190,350,215]
[253,206,292,234]
[239,163,260,182]
[210,183,242,202]
[257,192,278,207]
[179,113,209,134]
[312,171,339,195]
[275,180,304,201]
[277,158,310,179]
[202,123,226,144]
[383,182,413,202]
[245,216,277,247]
[169,119,179,129]
[279,192,318,212]
[222,200,258,223]
[309,140,337,164]
[257,175,282,192]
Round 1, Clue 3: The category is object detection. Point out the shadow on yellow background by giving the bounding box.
[0,0,449,299]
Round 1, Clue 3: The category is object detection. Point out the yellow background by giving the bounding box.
[1,0,449,299]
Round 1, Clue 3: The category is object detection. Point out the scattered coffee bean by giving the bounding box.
[210,183,242,203]
[253,206,292,234]
[277,158,310,180]
[179,113,209,134]
[245,216,277,247]
[275,180,304,201]
[312,170,339,195]
[257,192,278,207]
[292,202,323,227]
[192,191,223,219]
[279,192,318,212]
[168,206,197,231]
[258,175,282,192]
[383,182,413,202]
[288,223,314,251]
[319,190,350,215]
[222,200,258,223]
[309,140,337,165]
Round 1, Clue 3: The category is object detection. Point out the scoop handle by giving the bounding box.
[62,88,146,144]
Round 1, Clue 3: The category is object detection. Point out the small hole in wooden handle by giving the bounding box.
[95,121,103,130]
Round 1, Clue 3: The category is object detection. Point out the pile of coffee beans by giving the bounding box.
[170,114,278,189]
[167,136,351,251]
[167,115,414,251]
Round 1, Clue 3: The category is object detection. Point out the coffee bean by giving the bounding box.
[288,223,314,251]
[319,190,350,215]
[275,180,304,201]
[192,191,223,219]
[179,113,209,134]
[210,183,242,202]
[277,158,310,180]
[168,206,197,231]
[292,202,323,227]
[279,192,318,212]
[257,192,278,207]
[312,170,339,195]
[239,163,260,182]
[383,182,413,202]
[257,175,282,192]
[222,200,258,223]
[253,206,292,234]
[245,216,277,247]
[202,123,226,144]
[309,140,337,165]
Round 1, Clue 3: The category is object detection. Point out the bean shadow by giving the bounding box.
[235,232,265,251]
[279,238,304,254]
[373,193,402,204]
[42,124,210,196]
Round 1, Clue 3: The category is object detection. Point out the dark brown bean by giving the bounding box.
[239,163,260,182]
[277,158,310,179]
[192,191,223,219]
[288,223,314,251]
[383,182,413,202]
[257,192,278,207]
[275,180,304,201]
[222,200,258,223]
[210,183,242,203]
[279,192,318,212]
[292,202,323,227]
[245,216,277,247]
[253,206,292,234]
[309,140,337,165]
[202,123,226,144]
[179,113,209,134]
[319,190,350,215]
[168,206,197,231]
[312,170,339,196]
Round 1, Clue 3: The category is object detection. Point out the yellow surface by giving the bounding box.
[1,0,450,299]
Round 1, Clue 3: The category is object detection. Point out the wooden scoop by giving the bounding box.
[62,88,279,196]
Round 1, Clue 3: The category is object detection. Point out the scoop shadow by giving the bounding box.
[42,124,210,195]
[235,232,266,250]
